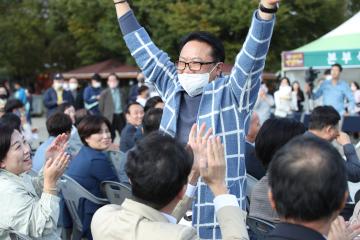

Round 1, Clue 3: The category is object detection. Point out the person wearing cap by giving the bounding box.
[84,73,103,115]
[43,73,74,117]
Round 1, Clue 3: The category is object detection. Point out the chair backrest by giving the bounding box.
[59,175,109,232]
[246,174,259,198]
[8,230,31,240]
[101,181,132,205]
[246,216,275,240]
[301,113,311,129]
[342,116,360,133]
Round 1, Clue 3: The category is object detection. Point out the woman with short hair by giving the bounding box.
[0,125,69,239]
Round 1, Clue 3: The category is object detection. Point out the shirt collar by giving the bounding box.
[160,212,177,224]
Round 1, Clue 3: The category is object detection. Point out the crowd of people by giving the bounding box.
[0,0,360,239]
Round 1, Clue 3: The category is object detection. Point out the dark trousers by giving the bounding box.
[111,113,126,140]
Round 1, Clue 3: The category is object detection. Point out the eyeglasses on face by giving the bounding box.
[175,60,217,71]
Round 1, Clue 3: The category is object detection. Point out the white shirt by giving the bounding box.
[0,170,61,239]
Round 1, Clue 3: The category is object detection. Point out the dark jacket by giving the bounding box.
[245,141,266,180]
[304,131,360,182]
[99,87,127,123]
[83,86,102,114]
[71,88,84,110]
[43,87,74,116]
[65,146,118,239]
[267,223,326,240]
[120,123,143,152]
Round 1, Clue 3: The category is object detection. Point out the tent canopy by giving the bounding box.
[282,11,360,70]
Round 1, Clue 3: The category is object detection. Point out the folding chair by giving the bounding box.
[342,116,360,133]
[59,175,109,240]
[301,113,311,129]
[8,230,31,240]
[101,181,132,205]
[246,174,259,212]
[246,216,275,240]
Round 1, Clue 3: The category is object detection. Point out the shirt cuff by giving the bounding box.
[118,10,142,35]
[213,194,239,212]
[185,184,197,198]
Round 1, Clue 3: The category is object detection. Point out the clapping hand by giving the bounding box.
[45,133,68,162]
[199,135,227,196]
[43,151,70,194]
[187,123,213,185]
[329,216,360,240]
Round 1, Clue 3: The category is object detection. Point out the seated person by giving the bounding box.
[245,112,265,180]
[57,103,83,157]
[33,112,72,172]
[305,106,360,183]
[4,99,38,146]
[0,113,21,132]
[65,115,119,240]
[118,107,163,183]
[144,96,164,112]
[0,124,69,239]
[249,118,305,223]
[91,124,249,240]
[120,102,144,152]
[267,136,357,240]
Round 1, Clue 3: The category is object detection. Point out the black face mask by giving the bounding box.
[0,94,8,99]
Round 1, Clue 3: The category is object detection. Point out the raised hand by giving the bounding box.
[329,216,360,240]
[45,133,68,162]
[43,151,70,195]
[199,136,227,196]
[187,123,213,185]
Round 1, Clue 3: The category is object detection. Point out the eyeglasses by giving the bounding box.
[175,60,217,71]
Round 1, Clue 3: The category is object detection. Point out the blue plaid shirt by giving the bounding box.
[122,11,275,239]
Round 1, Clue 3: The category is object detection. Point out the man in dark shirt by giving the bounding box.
[267,136,350,240]
[120,102,144,152]
[305,106,360,182]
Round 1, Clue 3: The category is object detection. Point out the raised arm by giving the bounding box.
[229,0,278,112]
[113,1,177,100]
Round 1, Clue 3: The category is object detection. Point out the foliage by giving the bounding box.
[0,0,359,81]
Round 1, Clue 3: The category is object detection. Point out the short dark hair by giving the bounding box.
[179,31,225,62]
[77,115,111,145]
[280,76,291,86]
[332,63,343,72]
[308,106,340,130]
[4,99,24,113]
[144,96,163,112]
[352,81,360,90]
[137,85,149,95]
[0,113,21,132]
[0,123,15,162]
[268,136,347,222]
[125,102,142,114]
[255,118,305,169]
[91,73,102,82]
[143,108,163,136]
[57,102,74,113]
[46,112,73,137]
[126,132,193,210]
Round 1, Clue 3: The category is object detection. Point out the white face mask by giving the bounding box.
[63,83,70,91]
[92,82,101,88]
[325,75,332,81]
[69,83,78,91]
[108,82,118,89]
[178,64,218,97]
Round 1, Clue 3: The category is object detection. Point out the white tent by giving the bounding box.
[281,11,360,84]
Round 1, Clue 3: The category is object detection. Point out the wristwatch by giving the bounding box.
[259,2,279,13]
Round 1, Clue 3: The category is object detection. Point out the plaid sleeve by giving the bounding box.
[123,28,178,100]
[229,11,275,112]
